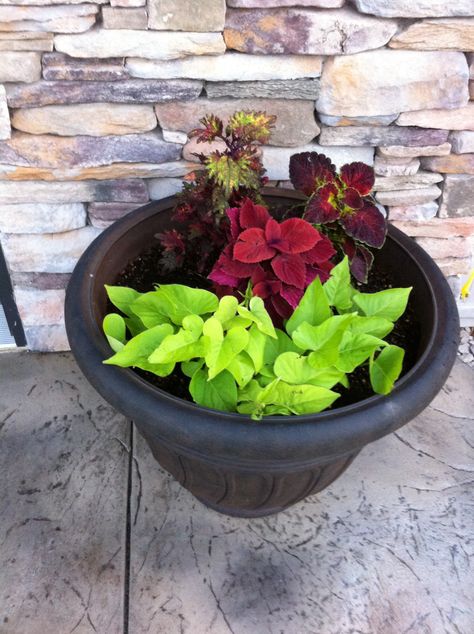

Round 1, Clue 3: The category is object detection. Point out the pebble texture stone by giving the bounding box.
[377,143,452,158]
[224,7,397,55]
[14,287,65,326]
[375,186,441,206]
[353,0,474,17]
[390,18,474,50]
[421,154,474,174]
[374,172,443,191]
[0,51,41,82]
[397,105,474,131]
[11,103,157,136]
[10,271,71,290]
[6,78,203,107]
[102,6,147,29]
[450,131,474,154]
[317,50,469,116]
[374,157,420,176]
[319,113,398,127]
[148,0,226,32]
[42,53,128,81]
[388,202,438,220]
[0,85,9,140]
[126,53,323,81]
[1,226,102,272]
[155,98,320,147]
[54,30,225,59]
[262,143,374,180]
[0,353,128,628]
[0,202,86,233]
[0,31,53,51]
[0,4,98,33]
[128,361,474,634]
[205,78,320,100]
[439,174,474,217]
[0,132,180,168]
[319,125,449,147]
[0,179,149,203]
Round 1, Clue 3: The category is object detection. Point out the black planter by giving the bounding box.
[65,189,459,517]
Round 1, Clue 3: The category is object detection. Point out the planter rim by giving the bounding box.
[65,188,459,463]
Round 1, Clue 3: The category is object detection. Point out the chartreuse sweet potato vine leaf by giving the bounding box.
[102,264,411,420]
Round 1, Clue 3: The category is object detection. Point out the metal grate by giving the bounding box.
[0,301,15,348]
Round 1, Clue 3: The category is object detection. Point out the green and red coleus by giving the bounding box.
[289,152,387,283]
[208,198,335,322]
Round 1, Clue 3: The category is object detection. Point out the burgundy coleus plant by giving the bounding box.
[208,198,335,322]
[289,152,387,283]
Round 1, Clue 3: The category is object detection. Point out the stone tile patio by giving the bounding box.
[0,351,473,634]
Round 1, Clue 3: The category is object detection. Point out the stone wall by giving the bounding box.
[0,0,473,351]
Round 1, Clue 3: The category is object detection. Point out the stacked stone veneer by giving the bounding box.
[0,0,473,350]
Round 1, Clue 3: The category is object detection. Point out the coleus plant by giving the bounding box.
[102,258,411,420]
[289,152,387,283]
[158,110,276,275]
[208,198,336,323]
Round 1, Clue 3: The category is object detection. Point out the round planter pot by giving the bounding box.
[65,189,460,518]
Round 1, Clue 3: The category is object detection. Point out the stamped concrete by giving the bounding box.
[0,352,473,633]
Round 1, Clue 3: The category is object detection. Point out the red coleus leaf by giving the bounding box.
[254,278,282,300]
[341,187,363,210]
[340,162,375,196]
[280,284,304,309]
[279,217,321,253]
[339,203,387,249]
[208,268,240,288]
[342,238,374,284]
[264,217,290,252]
[305,183,340,224]
[158,229,185,253]
[226,207,241,240]
[270,295,293,320]
[301,234,336,264]
[239,198,271,229]
[271,253,306,289]
[289,152,337,196]
[234,227,276,263]
[305,263,332,286]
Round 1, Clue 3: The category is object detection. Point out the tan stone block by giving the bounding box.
[388,203,438,221]
[0,202,86,233]
[155,98,319,147]
[0,52,41,82]
[1,226,102,272]
[390,18,474,51]
[0,162,197,181]
[396,105,474,131]
[0,31,53,51]
[415,237,471,260]
[374,157,420,177]
[55,30,225,59]
[375,186,441,206]
[15,288,65,326]
[110,0,145,6]
[0,179,149,203]
[421,155,474,175]
[374,172,442,191]
[436,257,472,276]
[0,4,98,33]
[354,0,474,18]
[228,0,344,6]
[11,103,157,136]
[126,53,323,81]
[392,218,474,238]
[0,85,9,140]
[224,7,397,55]
[317,50,468,117]
[148,0,225,31]
[377,143,452,158]
[102,7,147,29]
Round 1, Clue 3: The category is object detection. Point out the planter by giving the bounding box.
[65,189,459,518]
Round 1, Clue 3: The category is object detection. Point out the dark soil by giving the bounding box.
[112,242,421,412]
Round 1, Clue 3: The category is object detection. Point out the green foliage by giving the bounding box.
[102,259,411,419]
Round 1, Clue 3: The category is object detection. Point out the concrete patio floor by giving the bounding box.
[0,351,473,634]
